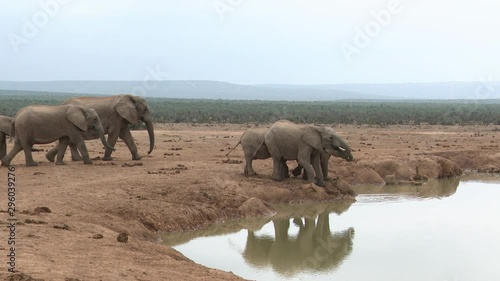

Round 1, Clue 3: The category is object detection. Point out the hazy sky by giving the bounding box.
[1,0,499,84]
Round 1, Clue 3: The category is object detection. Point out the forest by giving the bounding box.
[1,91,500,126]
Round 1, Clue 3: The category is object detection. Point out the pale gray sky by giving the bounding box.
[1,0,499,84]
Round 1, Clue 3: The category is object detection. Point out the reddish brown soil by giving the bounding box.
[0,123,499,280]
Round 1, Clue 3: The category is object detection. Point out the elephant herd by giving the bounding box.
[228,120,353,186]
[0,94,155,167]
[1,95,352,186]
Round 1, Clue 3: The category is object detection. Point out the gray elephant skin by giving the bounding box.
[228,127,340,179]
[1,105,114,167]
[0,115,13,159]
[46,94,155,162]
[263,120,353,186]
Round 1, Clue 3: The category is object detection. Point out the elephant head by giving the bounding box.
[304,126,353,162]
[115,95,155,154]
[66,105,115,152]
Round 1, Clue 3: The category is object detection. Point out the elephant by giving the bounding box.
[227,127,341,179]
[243,211,355,275]
[1,105,115,167]
[0,115,13,159]
[46,94,155,162]
[226,127,274,176]
[262,120,353,186]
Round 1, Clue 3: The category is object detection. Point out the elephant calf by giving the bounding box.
[1,105,115,167]
[0,115,13,159]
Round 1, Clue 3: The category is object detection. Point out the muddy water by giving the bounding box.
[163,177,500,281]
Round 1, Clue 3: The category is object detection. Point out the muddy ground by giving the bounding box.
[1,123,499,280]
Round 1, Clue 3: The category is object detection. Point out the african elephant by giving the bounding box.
[0,115,13,159]
[1,105,115,167]
[262,120,353,186]
[227,127,340,179]
[46,94,154,162]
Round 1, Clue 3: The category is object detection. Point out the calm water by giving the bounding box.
[163,177,500,281]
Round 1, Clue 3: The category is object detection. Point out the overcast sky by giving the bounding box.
[1,0,499,84]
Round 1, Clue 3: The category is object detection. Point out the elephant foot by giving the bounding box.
[315,179,326,187]
[246,170,257,176]
[46,154,56,162]
[1,159,10,167]
[83,160,93,165]
[26,161,38,167]
[71,156,83,161]
[132,155,142,161]
[102,156,113,161]
[55,161,66,165]
[271,175,283,182]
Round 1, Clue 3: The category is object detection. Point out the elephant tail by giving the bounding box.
[226,141,241,157]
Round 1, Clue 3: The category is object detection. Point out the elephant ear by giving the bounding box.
[115,95,139,125]
[66,106,88,131]
[302,126,325,152]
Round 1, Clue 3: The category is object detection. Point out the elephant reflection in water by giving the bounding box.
[243,211,355,276]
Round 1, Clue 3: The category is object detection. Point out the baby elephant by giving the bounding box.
[0,115,13,159]
[1,105,115,167]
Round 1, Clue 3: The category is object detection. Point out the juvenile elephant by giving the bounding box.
[263,120,353,186]
[227,127,272,176]
[0,115,13,159]
[46,94,154,162]
[1,105,115,167]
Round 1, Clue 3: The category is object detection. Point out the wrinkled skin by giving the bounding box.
[0,116,13,159]
[46,94,155,162]
[262,120,353,186]
[1,105,114,167]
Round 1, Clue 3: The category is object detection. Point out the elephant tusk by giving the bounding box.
[338,146,346,152]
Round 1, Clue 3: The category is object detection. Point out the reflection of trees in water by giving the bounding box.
[243,210,355,277]
[354,178,460,199]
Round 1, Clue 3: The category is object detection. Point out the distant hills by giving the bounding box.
[0,80,499,101]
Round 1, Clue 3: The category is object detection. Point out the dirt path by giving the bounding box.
[1,123,499,280]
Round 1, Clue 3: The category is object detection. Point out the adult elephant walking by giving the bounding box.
[1,105,115,167]
[46,94,155,162]
[0,115,13,159]
[263,120,353,186]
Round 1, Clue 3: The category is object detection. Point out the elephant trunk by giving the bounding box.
[96,125,115,151]
[145,120,155,154]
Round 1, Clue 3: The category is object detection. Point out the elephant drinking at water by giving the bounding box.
[262,120,353,186]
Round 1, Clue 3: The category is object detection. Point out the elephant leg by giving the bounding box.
[244,154,256,176]
[21,140,37,167]
[311,152,325,186]
[281,158,290,179]
[45,145,58,162]
[70,143,83,161]
[271,157,283,181]
[103,131,120,161]
[75,140,93,165]
[291,163,303,177]
[119,128,141,160]
[297,146,315,185]
[1,141,23,167]
[0,133,6,159]
[55,138,70,165]
[321,153,331,180]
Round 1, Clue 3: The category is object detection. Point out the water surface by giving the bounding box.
[164,178,500,281]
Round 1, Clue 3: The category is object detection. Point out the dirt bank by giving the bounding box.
[0,123,498,280]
